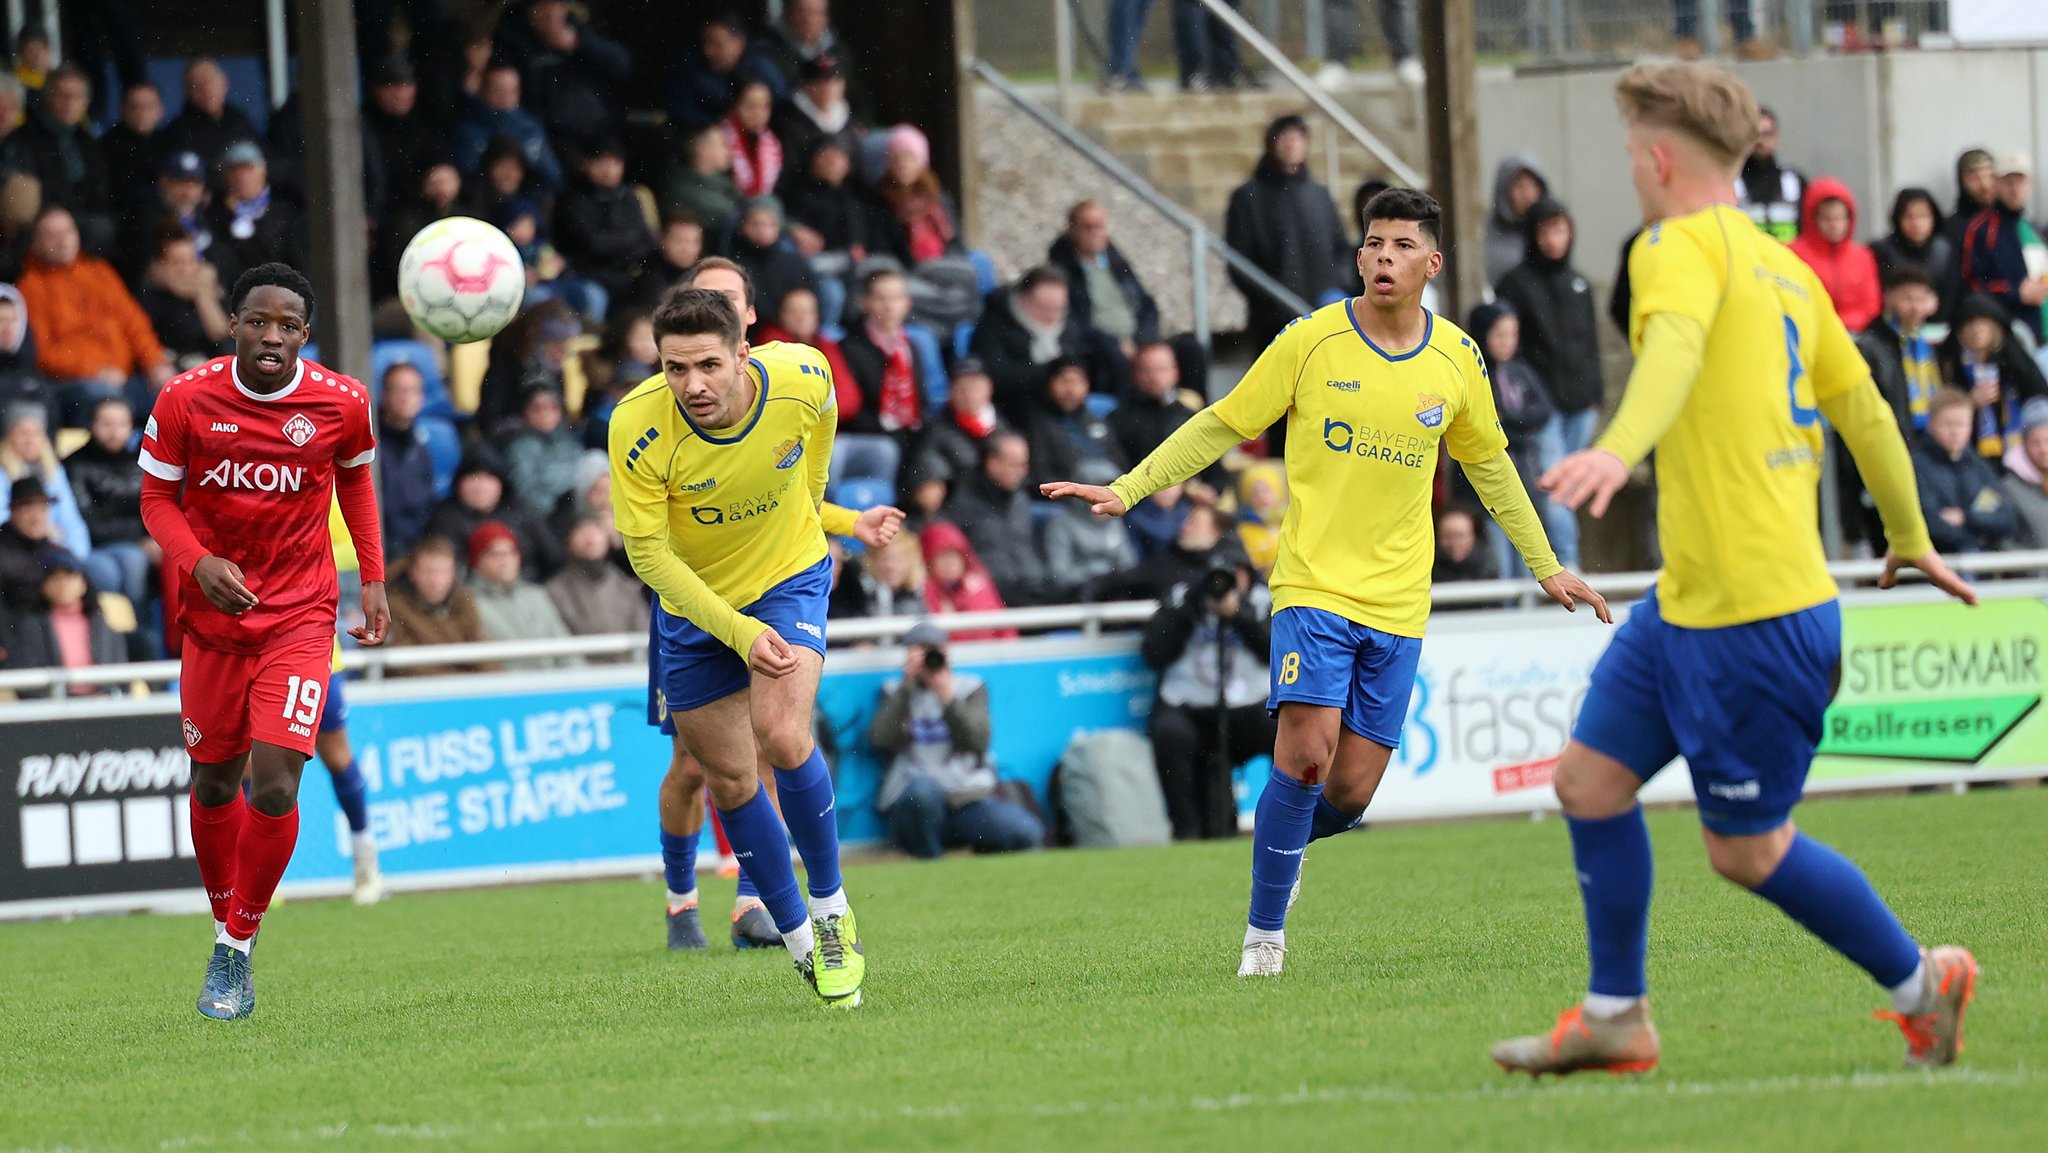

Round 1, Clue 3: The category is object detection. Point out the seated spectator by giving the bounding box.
[1871,188,1958,315]
[667,14,788,132]
[1913,388,2017,554]
[763,0,866,114]
[118,150,212,282]
[579,317,657,450]
[18,67,112,250]
[377,363,437,559]
[545,514,648,639]
[0,283,50,413]
[12,26,48,104]
[502,385,583,517]
[103,83,164,225]
[555,136,657,315]
[0,475,65,612]
[834,529,924,618]
[780,141,869,323]
[1234,461,1287,577]
[374,161,468,298]
[723,79,782,199]
[870,620,1043,858]
[974,264,1099,425]
[754,283,856,415]
[1847,268,1945,548]
[1048,199,1159,362]
[838,265,925,462]
[474,142,537,233]
[158,59,258,172]
[1108,342,1195,466]
[480,299,579,429]
[923,358,1008,485]
[900,452,951,535]
[0,170,36,283]
[17,205,171,420]
[1027,357,1123,489]
[0,551,128,686]
[1226,116,1353,344]
[730,196,814,324]
[941,431,1048,606]
[452,62,563,194]
[663,123,740,251]
[465,520,579,668]
[362,58,448,220]
[1937,294,2048,463]
[875,125,965,270]
[1085,502,1243,602]
[1465,301,1556,578]
[1,403,91,556]
[1044,457,1135,592]
[772,55,863,175]
[494,0,631,155]
[200,142,305,291]
[386,535,497,676]
[1432,505,1497,583]
[625,212,703,314]
[1788,178,1880,333]
[134,231,230,370]
[919,519,1013,637]
[426,448,562,580]
[2004,400,2048,547]
[1140,555,1272,840]
[1958,151,2047,343]
[63,397,148,611]
[549,450,615,544]
[1125,481,1189,560]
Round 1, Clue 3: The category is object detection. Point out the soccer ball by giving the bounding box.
[397,217,525,344]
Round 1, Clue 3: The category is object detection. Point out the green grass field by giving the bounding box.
[4,789,2045,1153]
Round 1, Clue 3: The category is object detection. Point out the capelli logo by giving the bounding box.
[677,477,718,493]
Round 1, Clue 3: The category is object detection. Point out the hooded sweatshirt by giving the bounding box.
[918,519,1015,640]
[0,283,49,411]
[1788,178,1881,333]
[1493,197,1603,413]
[1869,188,1959,313]
[1484,153,1549,286]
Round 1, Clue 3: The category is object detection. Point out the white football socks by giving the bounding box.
[1582,993,1641,1020]
[217,927,253,955]
[351,831,376,855]
[1888,960,1931,1015]
[783,919,816,963]
[1243,925,1284,948]
[811,888,850,918]
[666,888,698,914]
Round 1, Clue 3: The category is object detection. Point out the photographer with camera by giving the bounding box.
[1141,557,1274,841]
[869,621,1046,859]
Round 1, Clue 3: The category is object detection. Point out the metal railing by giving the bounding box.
[4,549,2042,699]
[972,57,1313,348]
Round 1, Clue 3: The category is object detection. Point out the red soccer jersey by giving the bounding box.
[140,356,376,653]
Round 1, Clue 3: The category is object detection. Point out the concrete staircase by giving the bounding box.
[1057,78,1429,230]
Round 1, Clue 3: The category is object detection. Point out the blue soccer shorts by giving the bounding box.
[1267,606,1424,748]
[648,555,833,734]
[1572,587,1842,836]
[319,670,348,734]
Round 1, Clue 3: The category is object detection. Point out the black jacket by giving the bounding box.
[1854,318,1928,437]
[495,15,632,151]
[1026,401,1125,490]
[1107,392,1191,467]
[731,235,816,324]
[970,289,1097,425]
[1492,202,1604,413]
[424,498,564,581]
[136,284,226,368]
[0,522,61,612]
[64,440,146,547]
[555,179,656,300]
[379,420,441,560]
[1140,588,1271,671]
[1047,234,1161,346]
[18,113,111,218]
[364,105,452,216]
[1084,538,1246,603]
[922,410,1009,483]
[1870,231,1959,316]
[1223,160,1350,340]
[780,176,872,255]
[770,97,863,174]
[201,195,308,293]
[940,474,1048,605]
[624,254,694,314]
[158,103,260,171]
[100,124,161,221]
[1912,437,2017,553]
[838,326,929,435]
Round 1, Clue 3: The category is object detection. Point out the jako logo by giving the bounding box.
[210,421,239,433]
[200,460,306,492]
[773,437,804,470]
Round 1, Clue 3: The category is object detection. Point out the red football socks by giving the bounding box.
[189,793,245,924]
[225,805,300,942]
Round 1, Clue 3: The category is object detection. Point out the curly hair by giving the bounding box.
[230,262,317,324]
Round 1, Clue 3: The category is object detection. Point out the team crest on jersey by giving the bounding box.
[183,718,202,747]
[282,413,317,446]
[772,437,804,470]
[1414,393,1446,428]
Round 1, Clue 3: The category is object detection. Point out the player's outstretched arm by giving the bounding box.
[1043,408,1245,516]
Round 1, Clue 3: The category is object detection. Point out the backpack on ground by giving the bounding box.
[1054,728,1171,849]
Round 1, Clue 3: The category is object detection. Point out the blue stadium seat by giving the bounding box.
[371,340,455,420]
[829,477,896,512]
[417,415,463,499]
[1085,393,1119,419]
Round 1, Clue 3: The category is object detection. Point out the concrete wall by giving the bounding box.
[1477,48,2048,295]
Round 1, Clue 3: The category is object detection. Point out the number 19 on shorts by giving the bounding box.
[281,675,324,725]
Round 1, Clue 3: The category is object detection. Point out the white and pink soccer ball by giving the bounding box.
[397,217,525,344]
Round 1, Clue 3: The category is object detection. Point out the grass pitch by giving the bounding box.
[4,789,2045,1153]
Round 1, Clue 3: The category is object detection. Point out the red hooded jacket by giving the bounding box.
[918,520,1017,640]
[1788,177,1882,332]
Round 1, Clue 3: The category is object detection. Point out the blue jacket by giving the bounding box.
[378,422,439,560]
[666,45,788,131]
[1912,436,2017,553]
[1959,202,2046,341]
[451,100,564,193]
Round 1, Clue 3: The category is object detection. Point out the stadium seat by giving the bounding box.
[1085,393,1119,419]
[953,321,976,362]
[371,339,455,420]
[906,322,949,411]
[829,477,895,512]
[417,415,463,498]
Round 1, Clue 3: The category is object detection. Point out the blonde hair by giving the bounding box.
[1613,63,1760,168]
[863,530,925,590]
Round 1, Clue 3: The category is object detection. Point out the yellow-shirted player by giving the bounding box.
[1044,189,1609,979]
[610,284,899,1009]
[1493,62,1980,1078]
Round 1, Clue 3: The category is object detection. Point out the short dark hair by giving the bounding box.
[1362,188,1441,245]
[653,287,744,349]
[660,209,702,232]
[88,395,130,424]
[1045,355,1087,383]
[983,429,1028,463]
[409,535,458,565]
[1016,264,1069,295]
[679,256,755,308]
[860,265,906,295]
[381,360,425,389]
[48,64,89,93]
[1881,265,1938,294]
[230,263,316,323]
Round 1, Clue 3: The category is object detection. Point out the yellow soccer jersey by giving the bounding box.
[1615,204,1875,628]
[609,341,838,619]
[1209,300,1508,638]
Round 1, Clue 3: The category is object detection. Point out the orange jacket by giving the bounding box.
[17,254,165,380]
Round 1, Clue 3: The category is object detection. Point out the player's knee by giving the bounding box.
[704,768,757,812]
[246,778,296,817]
[755,719,812,770]
[190,772,240,808]
[1702,824,1792,889]
[1552,747,1638,818]
[662,758,706,801]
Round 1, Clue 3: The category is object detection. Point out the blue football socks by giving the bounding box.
[658,827,698,898]
[1308,794,1364,843]
[1247,766,1320,931]
[1569,806,1655,999]
[1752,832,1922,988]
[772,747,843,899]
[330,760,369,835]
[715,788,807,934]
[736,868,760,902]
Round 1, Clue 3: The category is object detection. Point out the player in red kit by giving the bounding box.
[138,264,389,1020]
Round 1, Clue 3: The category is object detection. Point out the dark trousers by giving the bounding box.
[1172,0,1244,84]
[1149,702,1276,840]
[885,777,1045,860]
[1673,0,1756,42]
[1326,0,1417,63]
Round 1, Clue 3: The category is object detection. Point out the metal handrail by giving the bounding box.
[970,56,1312,348]
[4,550,2042,697]
[1190,0,1426,189]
